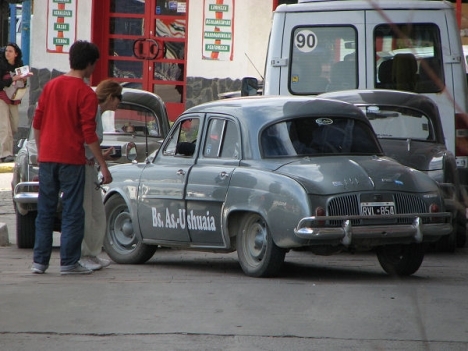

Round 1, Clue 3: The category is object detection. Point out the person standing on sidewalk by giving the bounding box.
[80,79,122,271]
[0,42,31,163]
[31,40,112,275]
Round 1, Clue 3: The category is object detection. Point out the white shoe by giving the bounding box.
[60,263,93,275]
[97,257,111,268]
[79,256,102,271]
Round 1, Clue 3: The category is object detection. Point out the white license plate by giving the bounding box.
[360,201,395,216]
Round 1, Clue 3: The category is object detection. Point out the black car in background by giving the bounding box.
[319,89,467,251]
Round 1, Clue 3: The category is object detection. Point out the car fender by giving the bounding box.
[223,167,311,248]
[103,187,144,241]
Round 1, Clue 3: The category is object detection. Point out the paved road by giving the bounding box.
[1,172,468,350]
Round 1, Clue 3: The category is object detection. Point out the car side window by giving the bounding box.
[204,119,224,157]
[220,121,240,159]
[203,119,240,159]
[163,118,200,157]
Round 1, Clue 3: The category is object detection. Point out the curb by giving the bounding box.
[0,222,10,247]
[0,163,14,174]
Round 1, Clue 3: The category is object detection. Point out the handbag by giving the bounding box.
[4,79,27,101]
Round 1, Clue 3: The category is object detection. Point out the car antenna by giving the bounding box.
[245,53,264,80]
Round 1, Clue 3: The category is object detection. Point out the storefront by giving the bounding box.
[91,1,189,120]
[25,0,291,122]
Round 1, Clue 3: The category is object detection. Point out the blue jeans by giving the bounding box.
[33,163,85,269]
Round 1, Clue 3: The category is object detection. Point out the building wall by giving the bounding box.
[30,1,93,72]
[26,0,273,120]
[185,0,271,107]
[186,1,271,80]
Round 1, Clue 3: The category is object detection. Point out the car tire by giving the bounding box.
[236,213,286,277]
[103,195,157,264]
[376,244,425,276]
[456,211,467,248]
[434,215,457,253]
[16,210,36,249]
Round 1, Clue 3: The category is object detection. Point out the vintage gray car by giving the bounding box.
[12,88,170,248]
[319,89,467,252]
[102,96,452,278]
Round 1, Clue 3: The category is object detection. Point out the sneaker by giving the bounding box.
[60,262,93,275]
[96,257,111,268]
[80,256,103,271]
[31,263,48,274]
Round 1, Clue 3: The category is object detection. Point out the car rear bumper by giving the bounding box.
[294,213,452,246]
[13,181,39,204]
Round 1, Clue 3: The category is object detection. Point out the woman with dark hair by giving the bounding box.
[0,42,31,162]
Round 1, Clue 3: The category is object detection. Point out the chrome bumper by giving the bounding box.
[13,181,39,204]
[294,213,452,246]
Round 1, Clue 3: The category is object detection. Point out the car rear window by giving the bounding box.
[290,25,357,94]
[359,105,434,141]
[261,117,382,157]
[102,103,162,137]
[374,23,444,93]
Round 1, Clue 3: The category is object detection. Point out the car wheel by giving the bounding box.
[456,211,467,248]
[376,244,425,276]
[434,216,457,253]
[16,210,36,249]
[103,195,156,264]
[236,213,286,277]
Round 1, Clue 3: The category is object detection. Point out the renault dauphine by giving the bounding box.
[102,96,452,277]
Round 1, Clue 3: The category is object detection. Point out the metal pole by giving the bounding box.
[9,4,16,43]
[21,1,30,65]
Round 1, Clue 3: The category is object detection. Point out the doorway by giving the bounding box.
[92,0,187,121]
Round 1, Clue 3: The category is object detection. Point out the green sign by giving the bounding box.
[205,44,230,52]
[53,38,70,45]
[54,23,70,31]
[52,10,73,17]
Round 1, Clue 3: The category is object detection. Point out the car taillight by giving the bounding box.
[455,113,468,157]
[315,206,326,226]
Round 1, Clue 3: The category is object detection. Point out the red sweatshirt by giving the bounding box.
[33,75,98,165]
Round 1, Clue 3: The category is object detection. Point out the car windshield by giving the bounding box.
[102,103,162,137]
[359,105,435,141]
[261,116,382,157]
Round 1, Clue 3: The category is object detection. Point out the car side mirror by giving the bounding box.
[126,143,137,162]
[241,77,259,96]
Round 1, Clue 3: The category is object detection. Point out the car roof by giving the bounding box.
[318,89,445,141]
[121,88,166,115]
[92,86,167,117]
[284,0,451,12]
[183,95,368,127]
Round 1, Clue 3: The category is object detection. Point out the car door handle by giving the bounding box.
[177,169,186,176]
[219,171,229,179]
